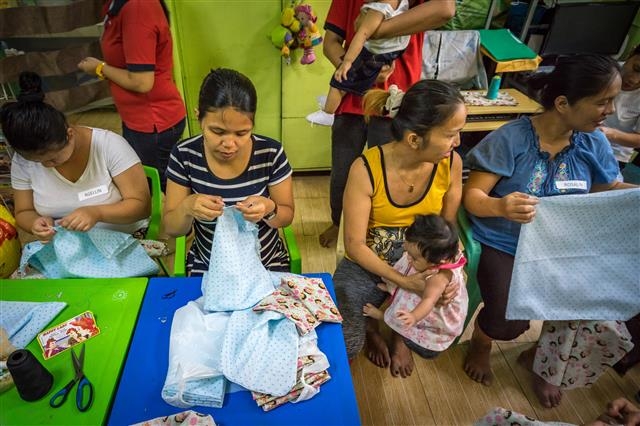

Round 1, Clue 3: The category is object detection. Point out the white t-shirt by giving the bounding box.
[363,0,410,54]
[11,127,148,234]
[603,87,640,163]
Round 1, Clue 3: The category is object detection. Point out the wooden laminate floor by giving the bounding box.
[70,109,640,426]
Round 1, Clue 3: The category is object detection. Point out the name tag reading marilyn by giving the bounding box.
[555,180,587,190]
[78,185,108,201]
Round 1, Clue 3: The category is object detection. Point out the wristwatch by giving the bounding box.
[264,204,278,221]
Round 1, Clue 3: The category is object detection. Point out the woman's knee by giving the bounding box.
[477,307,529,341]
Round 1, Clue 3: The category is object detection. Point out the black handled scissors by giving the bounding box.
[49,344,94,412]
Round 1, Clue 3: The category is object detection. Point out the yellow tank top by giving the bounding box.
[362,146,451,263]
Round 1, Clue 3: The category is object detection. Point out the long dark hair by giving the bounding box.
[0,72,68,153]
[405,214,459,264]
[528,54,621,109]
[363,80,463,142]
[197,68,257,123]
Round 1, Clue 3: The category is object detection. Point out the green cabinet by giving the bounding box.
[168,0,333,170]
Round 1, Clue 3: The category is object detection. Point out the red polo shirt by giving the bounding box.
[324,0,425,116]
[101,0,185,133]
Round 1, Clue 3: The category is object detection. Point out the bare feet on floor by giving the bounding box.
[319,224,339,247]
[363,303,384,320]
[390,332,414,378]
[464,330,494,386]
[517,345,563,408]
[365,328,390,368]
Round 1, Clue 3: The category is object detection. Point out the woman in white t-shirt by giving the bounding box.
[600,45,640,181]
[0,72,150,242]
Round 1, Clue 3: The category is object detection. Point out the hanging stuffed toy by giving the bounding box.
[269,1,322,65]
[294,3,323,65]
[269,4,300,65]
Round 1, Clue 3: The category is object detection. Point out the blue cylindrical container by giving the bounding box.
[486,75,501,100]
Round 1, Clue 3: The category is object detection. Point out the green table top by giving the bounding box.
[0,278,148,425]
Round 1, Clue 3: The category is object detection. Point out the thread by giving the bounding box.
[486,75,501,100]
[6,349,53,401]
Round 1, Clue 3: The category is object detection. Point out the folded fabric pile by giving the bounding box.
[253,275,343,335]
[162,208,342,411]
[251,331,331,411]
[461,90,517,106]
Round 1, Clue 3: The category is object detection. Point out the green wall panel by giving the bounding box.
[171,1,282,140]
[282,118,331,170]
[170,0,334,170]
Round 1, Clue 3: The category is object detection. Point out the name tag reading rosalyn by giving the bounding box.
[555,180,587,191]
[78,185,108,201]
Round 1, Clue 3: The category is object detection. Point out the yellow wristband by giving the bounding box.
[95,62,106,80]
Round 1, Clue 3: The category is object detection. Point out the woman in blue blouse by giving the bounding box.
[462,54,637,407]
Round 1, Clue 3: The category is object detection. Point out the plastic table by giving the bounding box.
[108,273,361,425]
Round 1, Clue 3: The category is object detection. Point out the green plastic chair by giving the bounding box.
[454,205,483,344]
[143,166,186,277]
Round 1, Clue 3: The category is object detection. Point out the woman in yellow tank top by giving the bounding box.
[334,80,466,377]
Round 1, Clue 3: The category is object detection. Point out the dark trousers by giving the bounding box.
[329,114,393,226]
[122,118,186,192]
[476,244,530,341]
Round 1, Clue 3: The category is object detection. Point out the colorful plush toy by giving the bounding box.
[294,3,323,65]
[0,204,20,278]
[269,2,322,65]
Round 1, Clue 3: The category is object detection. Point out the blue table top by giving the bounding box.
[108,273,361,426]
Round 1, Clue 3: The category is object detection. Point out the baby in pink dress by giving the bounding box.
[364,214,468,354]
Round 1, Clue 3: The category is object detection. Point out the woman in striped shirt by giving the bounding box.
[162,68,294,276]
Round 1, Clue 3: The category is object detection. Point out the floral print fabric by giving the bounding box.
[253,276,343,335]
[533,320,633,388]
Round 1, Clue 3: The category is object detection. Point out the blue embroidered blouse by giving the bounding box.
[465,116,619,255]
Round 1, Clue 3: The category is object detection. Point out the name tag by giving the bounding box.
[78,185,108,201]
[555,180,587,190]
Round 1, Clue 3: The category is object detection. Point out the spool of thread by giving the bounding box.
[486,75,501,100]
[6,349,53,401]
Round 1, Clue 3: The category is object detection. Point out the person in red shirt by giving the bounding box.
[318,0,455,248]
[78,0,186,191]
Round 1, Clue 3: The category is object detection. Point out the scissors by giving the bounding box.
[49,344,94,412]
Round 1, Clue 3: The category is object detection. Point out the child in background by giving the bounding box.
[306,0,410,126]
[363,214,468,359]
[599,44,640,184]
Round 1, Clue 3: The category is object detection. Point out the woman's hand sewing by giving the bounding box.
[32,216,55,242]
[235,196,274,223]
[59,206,101,231]
[185,194,224,221]
[501,192,539,224]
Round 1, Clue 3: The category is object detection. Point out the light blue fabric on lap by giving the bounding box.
[507,189,640,320]
[202,207,275,311]
[0,301,67,348]
[19,227,158,278]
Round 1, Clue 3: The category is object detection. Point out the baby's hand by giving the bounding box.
[32,216,55,242]
[59,206,100,231]
[396,310,416,328]
[187,194,224,221]
[334,61,352,83]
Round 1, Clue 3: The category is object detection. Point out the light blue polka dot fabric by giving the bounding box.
[202,207,275,312]
[507,188,640,321]
[18,226,158,278]
[220,308,298,396]
[0,301,66,348]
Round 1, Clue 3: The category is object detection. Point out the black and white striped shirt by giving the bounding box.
[167,134,293,276]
